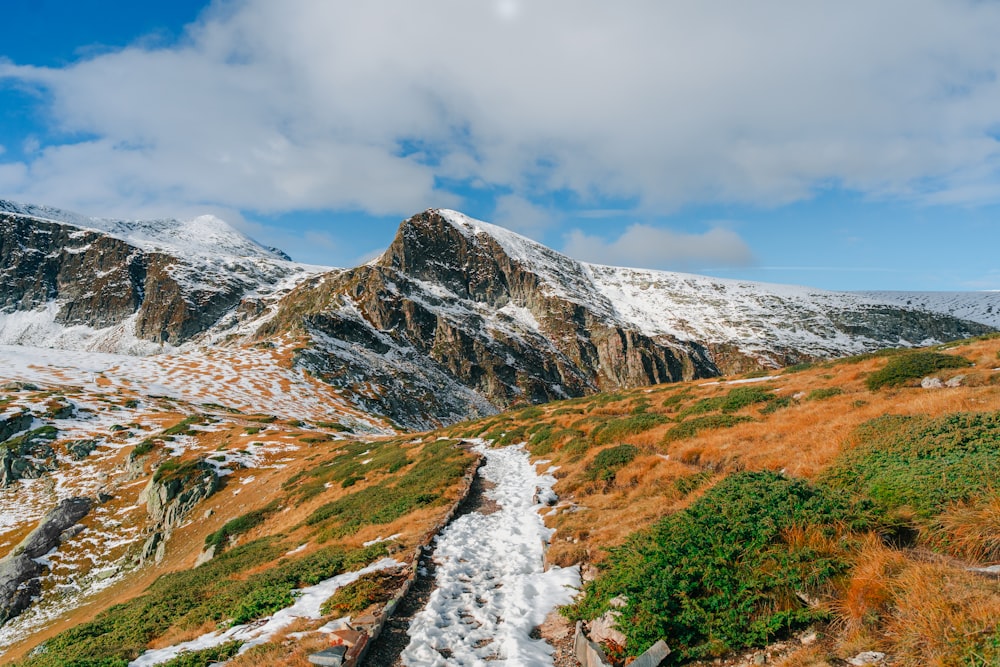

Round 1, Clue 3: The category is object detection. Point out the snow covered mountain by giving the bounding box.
[1,201,996,427]
[0,200,322,353]
[257,209,995,427]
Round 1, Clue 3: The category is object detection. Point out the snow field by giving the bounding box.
[401,443,580,667]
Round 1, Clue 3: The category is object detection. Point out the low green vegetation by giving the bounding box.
[159,641,242,667]
[865,351,972,390]
[663,414,753,443]
[585,444,640,482]
[679,386,777,418]
[283,438,411,501]
[320,567,409,615]
[823,412,1000,521]
[568,472,863,660]
[204,500,282,552]
[161,414,208,437]
[18,538,389,667]
[807,387,844,401]
[591,413,672,445]
[305,439,472,540]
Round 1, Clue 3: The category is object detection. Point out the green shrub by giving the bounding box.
[516,406,545,420]
[591,414,672,445]
[204,501,281,552]
[661,389,693,412]
[783,362,815,374]
[585,444,640,482]
[568,472,862,660]
[823,412,1000,521]
[807,387,844,401]
[759,396,795,415]
[680,386,777,418]
[162,415,206,437]
[663,415,753,443]
[865,352,972,390]
[305,440,471,539]
[673,469,712,495]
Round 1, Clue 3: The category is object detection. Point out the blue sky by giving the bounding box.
[2,1,999,291]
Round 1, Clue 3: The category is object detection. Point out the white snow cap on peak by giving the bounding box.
[0,199,285,261]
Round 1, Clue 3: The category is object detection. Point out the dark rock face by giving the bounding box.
[261,210,994,428]
[0,211,295,346]
[0,497,91,625]
[0,423,60,487]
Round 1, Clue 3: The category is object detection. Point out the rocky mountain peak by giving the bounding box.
[0,199,284,262]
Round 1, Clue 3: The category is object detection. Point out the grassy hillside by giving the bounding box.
[6,334,1000,666]
[439,334,1000,665]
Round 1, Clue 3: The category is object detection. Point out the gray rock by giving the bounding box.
[134,460,219,566]
[0,411,33,443]
[921,376,944,389]
[308,645,347,666]
[848,652,886,666]
[65,439,98,460]
[18,497,92,559]
[631,640,671,667]
[0,497,91,625]
[946,374,966,388]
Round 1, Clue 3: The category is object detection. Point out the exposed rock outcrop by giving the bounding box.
[1,423,59,487]
[0,497,91,625]
[135,459,220,565]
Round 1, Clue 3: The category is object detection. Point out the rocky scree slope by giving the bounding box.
[259,209,995,429]
[0,200,319,352]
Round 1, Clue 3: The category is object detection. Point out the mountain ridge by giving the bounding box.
[1,201,997,428]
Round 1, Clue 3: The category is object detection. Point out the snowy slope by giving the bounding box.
[436,209,997,357]
[0,200,328,352]
[856,290,1000,330]
[0,200,283,261]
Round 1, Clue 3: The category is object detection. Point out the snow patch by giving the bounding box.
[128,557,403,666]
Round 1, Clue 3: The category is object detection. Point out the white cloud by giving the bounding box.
[2,0,1000,220]
[491,194,555,235]
[563,224,754,270]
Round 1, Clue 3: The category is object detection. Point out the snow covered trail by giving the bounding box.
[400,443,580,667]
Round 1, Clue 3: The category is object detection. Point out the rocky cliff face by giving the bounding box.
[261,209,994,428]
[0,202,318,350]
[135,459,220,566]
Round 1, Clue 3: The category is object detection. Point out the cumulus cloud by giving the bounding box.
[1,0,1000,222]
[491,194,555,235]
[563,225,755,271]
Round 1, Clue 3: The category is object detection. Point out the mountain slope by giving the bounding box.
[260,209,994,428]
[0,201,320,353]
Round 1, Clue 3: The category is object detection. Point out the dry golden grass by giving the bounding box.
[928,493,1000,563]
[886,561,1000,666]
[771,646,836,667]
[833,535,909,639]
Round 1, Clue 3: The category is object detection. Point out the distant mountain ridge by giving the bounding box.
[0,200,320,353]
[0,201,997,427]
[257,209,996,427]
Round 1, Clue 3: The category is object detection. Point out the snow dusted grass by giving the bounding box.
[128,557,402,666]
[0,342,390,430]
[401,443,580,666]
